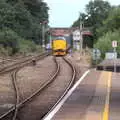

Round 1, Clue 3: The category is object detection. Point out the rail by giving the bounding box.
[0,56,59,120]
[41,56,76,120]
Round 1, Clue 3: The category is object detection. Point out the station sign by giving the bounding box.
[112,41,117,48]
[105,52,117,59]
[73,30,81,42]
[92,48,101,60]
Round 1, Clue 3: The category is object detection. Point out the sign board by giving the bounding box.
[64,34,69,37]
[82,30,92,36]
[112,41,117,48]
[92,49,101,60]
[73,30,81,41]
[105,52,117,59]
[46,43,51,49]
[76,44,80,50]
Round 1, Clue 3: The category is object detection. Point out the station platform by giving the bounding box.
[43,70,120,120]
[97,59,120,72]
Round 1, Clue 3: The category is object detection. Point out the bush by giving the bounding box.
[0,45,8,56]
[18,39,38,55]
[0,28,20,55]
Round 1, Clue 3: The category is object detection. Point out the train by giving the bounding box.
[52,37,68,56]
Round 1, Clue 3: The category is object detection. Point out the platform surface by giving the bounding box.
[45,70,120,120]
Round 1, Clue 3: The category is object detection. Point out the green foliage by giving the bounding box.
[105,7,120,30]
[72,13,86,27]
[72,0,111,40]
[0,28,20,54]
[94,30,120,58]
[0,45,9,56]
[23,0,49,22]
[97,6,120,37]
[19,39,37,54]
[0,0,49,55]
[72,0,120,60]
[0,0,49,44]
[93,5,120,59]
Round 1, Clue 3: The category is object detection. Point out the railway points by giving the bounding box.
[0,55,77,120]
[0,53,51,119]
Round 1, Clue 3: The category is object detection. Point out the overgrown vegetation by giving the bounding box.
[0,0,49,56]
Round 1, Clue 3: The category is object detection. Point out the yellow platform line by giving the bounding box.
[102,72,112,120]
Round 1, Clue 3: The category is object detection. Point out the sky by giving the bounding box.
[44,0,120,27]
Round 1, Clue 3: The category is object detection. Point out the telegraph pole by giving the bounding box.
[79,14,83,56]
[79,13,90,56]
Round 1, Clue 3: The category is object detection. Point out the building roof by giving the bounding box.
[50,27,93,36]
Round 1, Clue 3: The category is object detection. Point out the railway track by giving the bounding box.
[41,57,76,119]
[0,52,50,74]
[0,55,32,66]
[0,56,59,120]
[11,70,20,120]
[0,56,76,120]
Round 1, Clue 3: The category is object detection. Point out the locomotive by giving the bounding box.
[52,37,67,56]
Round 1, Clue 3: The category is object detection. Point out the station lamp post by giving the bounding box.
[79,13,90,55]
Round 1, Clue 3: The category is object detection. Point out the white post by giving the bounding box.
[112,40,117,72]
[114,47,116,72]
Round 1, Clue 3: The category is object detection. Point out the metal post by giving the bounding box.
[49,32,52,45]
[80,20,83,56]
[80,20,83,55]
[42,24,45,49]
[114,47,116,72]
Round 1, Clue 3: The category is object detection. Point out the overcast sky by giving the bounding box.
[44,0,120,27]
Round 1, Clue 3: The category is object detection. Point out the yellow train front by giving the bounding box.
[52,37,67,56]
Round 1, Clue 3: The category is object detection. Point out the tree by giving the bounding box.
[98,6,120,35]
[0,0,49,55]
[22,0,49,23]
[72,0,111,40]
[0,0,49,44]
[86,0,111,39]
